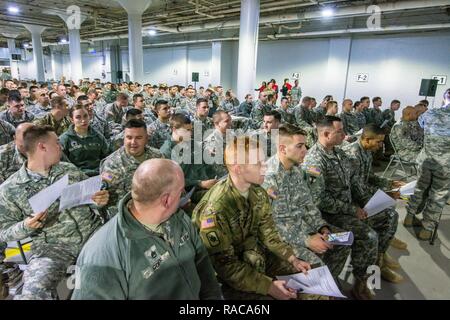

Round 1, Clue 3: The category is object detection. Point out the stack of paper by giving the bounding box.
[326,232,354,246]
[364,189,397,217]
[178,186,196,208]
[392,180,417,196]
[277,266,346,298]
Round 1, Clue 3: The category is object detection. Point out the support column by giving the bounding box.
[22,24,46,82]
[211,42,222,86]
[6,38,19,79]
[115,0,152,83]
[236,0,260,101]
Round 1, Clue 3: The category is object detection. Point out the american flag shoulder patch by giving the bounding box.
[201,216,216,229]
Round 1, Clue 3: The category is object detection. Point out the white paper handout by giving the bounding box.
[28,174,69,215]
[326,231,354,246]
[59,175,102,211]
[394,180,417,196]
[364,189,397,217]
[278,266,346,298]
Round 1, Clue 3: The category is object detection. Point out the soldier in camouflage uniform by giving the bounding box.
[193,135,311,300]
[290,79,302,107]
[405,89,450,240]
[293,97,316,148]
[176,88,197,116]
[390,106,423,162]
[192,98,214,134]
[303,116,388,300]
[32,96,71,137]
[0,125,109,300]
[250,110,281,158]
[0,118,15,146]
[237,94,254,118]
[76,95,111,141]
[339,99,360,143]
[262,124,350,279]
[167,86,181,109]
[147,100,172,149]
[128,93,157,126]
[26,89,51,119]
[219,91,239,114]
[142,85,157,108]
[104,93,130,133]
[100,120,162,217]
[276,97,295,125]
[365,97,384,127]
[353,101,366,131]
[250,92,271,129]
[0,92,35,128]
[343,124,406,283]
[203,111,232,178]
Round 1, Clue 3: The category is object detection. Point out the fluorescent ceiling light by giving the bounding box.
[321,8,334,17]
[60,38,68,44]
[148,29,157,36]
[23,43,29,48]
[8,6,20,14]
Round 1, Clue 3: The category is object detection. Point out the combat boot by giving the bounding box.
[403,214,421,228]
[351,276,375,300]
[378,253,404,283]
[0,275,7,300]
[418,228,432,241]
[390,237,408,250]
[383,252,400,269]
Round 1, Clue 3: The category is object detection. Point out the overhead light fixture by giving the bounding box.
[321,8,335,17]
[23,43,29,48]
[8,6,20,14]
[60,38,68,44]
[148,29,157,36]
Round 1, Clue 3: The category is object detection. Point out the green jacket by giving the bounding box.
[72,193,222,300]
[160,139,216,189]
[59,125,111,177]
[192,177,295,296]
[33,113,71,136]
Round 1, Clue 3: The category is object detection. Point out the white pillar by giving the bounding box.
[211,42,222,86]
[6,38,19,79]
[23,25,46,82]
[115,0,152,83]
[67,29,83,82]
[324,38,352,103]
[236,0,260,101]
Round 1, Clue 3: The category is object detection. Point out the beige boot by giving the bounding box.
[418,228,433,241]
[378,254,404,283]
[383,252,400,269]
[351,276,375,300]
[390,237,408,250]
[403,214,421,228]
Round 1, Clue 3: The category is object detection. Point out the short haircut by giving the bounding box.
[326,100,338,111]
[76,95,89,103]
[362,124,386,139]
[391,99,400,106]
[278,123,307,139]
[170,113,191,129]
[23,125,55,155]
[196,97,208,106]
[212,110,229,124]
[155,99,168,112]
[124,118,147,130]
[281,97,288,102]
[263,110,282,122]
[267,94,274,101]
[0,88,9,95]
[372,96,381,103]
[402,106,416,121]
[7,90,22,103]
[353,101,361,109]
[126,108,143,119]
[419,99,429,107]
[87,89,97,96]
[117,93,128,101]
[302,96,311,104]
[316,115,342,132]
[224,135,261,168]
[360,96,370,102]
[69,104,88,118]
[50,96,66,109]
[133,93,144,102]
[245,94,252,99]
[29,85,38,92]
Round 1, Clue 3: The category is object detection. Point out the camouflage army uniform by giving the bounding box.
[250,129,278,158]
[340,111,361,141]
[203,129,228,178]
[167,94,181,109]
[237,101,253,118]
[406,105,450,231]
[250,100,271,129]
[275,107,296,125]
[219,98,239,114]
[293,105,316,148]
[91,113,111,141]
[93,100,108,119]
[354,111,366,130]
[263,155,350,278]
[367,108,384,127]
[177,97,197,116]
[142,92,157,108]
[193,115,214,134]
[0,142,26,184]
[100,146,162,217]
[0,119,15,146]
[33,113,72,137]
[382,109,396,129]
[192,177,298,299]
[0,110,35,128]
[147,119,172,149]
[343,140,399,254]
[104,102,127,126]
[290,86,302,106]
[0,162,102,300]
[103,89,119,104]
[27,103,51,119]
[303,142,382,280]
[390,121,423,162]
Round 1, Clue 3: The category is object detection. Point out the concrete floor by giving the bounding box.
[337,162,450,300]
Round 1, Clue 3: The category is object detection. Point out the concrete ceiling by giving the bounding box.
[0,0,449,48]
